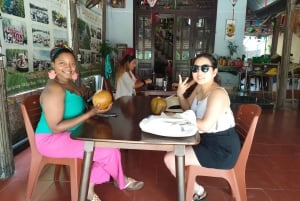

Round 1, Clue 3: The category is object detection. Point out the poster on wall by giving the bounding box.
[0,0,25,18]
[52,10,68,30]
[53,28,68,46]
[32,26,50,48]
[5,49,29,72]
[0,0,104,95]
[2,17,27,45]
[29,3,49,24]
[2,16,29,73]
[0,0,68,73]
[32,49,51,71]
[225,19,235,40]
[77,0,102,66]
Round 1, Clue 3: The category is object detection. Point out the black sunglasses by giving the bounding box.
[191,64,214,73]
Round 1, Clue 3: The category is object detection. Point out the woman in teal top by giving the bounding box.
[36,90,85,133]
[35,45,144,201]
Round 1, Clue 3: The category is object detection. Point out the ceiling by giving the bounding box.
[168,0,218,9]
[247,0,287,19]
[247,0,279,12]
[139,0,218,9]
[86,0,299,18]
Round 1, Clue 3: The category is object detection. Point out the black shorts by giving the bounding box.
[192,127,241,169]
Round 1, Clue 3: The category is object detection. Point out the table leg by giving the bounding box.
[174,145,185,201]
[79,141,95,201]
[245,67,249,93]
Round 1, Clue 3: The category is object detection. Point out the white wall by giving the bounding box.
[214,0,247,59]
[277,33,300,63]
[106,1,134,47]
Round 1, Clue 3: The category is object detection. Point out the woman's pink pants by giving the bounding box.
[35,132,126,188]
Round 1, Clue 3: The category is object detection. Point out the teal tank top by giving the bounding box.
[35,90,86,134]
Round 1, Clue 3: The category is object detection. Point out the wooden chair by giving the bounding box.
[20,94,82,201]
[185,104,262,201]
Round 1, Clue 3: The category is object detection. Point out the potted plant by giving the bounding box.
[227,41,238,59]
[99,40,117,58]
[99,40,118,87]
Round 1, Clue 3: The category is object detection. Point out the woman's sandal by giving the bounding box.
[124,177,144,190]
[193,190,208,201]
[88,194,102,201]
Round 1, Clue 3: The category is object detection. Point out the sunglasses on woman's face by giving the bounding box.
[191,64,214,73]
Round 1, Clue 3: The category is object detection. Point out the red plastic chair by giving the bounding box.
[185,104,262,201]
[20,94,82,201]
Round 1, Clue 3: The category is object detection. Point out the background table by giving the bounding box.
[137,90,176,97]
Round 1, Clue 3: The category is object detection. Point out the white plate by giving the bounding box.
[139,116,198,137]
[160,118,189,123]
[142,126,198,137]
[165,108,184,113]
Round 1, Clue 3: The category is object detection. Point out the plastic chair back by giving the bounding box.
[185,104,262,201]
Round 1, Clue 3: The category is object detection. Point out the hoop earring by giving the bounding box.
[48,70,56,79]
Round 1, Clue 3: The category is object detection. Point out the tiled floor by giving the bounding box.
[0,102,299,201]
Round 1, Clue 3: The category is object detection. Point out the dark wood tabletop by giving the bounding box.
[71,95,198,145]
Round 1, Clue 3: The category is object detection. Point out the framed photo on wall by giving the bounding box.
[110,0,125,8]
[225,19,235,40]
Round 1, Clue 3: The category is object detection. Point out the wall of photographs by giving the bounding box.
[0,0,69,73]
[0,0,103,95]
[76,0,102,66]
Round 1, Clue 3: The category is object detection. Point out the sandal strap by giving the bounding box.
[89,194,101,201]
[125,177,144,190]
[193,190,207,201]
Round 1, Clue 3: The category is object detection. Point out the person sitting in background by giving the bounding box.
[164,53,241,201]
[35,45,144,201]
[115,54,152,99]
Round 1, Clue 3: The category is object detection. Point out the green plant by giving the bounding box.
[99,40,117,58]
[227,41,238,58]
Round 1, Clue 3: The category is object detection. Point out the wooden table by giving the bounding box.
[71,96,200,201]
[137,89,176,97]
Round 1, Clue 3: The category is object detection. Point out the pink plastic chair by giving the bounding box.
[20,94,82,201]
[185,104,262,201]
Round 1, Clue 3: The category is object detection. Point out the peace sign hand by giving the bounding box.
[177,74,189,98]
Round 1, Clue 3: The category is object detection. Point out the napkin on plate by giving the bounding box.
[139,110,198,137]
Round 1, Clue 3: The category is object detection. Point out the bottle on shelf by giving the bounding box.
[152,71,156,87]
[163,75,168,91]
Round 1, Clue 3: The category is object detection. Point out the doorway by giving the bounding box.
[154,14,174,80]
[134,5,217,83]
